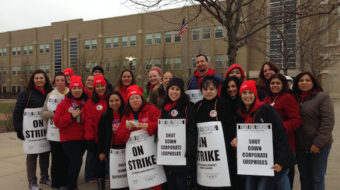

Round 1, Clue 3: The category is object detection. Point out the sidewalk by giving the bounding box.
[0,99,339,190]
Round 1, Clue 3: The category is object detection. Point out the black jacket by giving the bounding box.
[161,102,197,173]
[13,89,48,140]
[97,111,125,159]
[104,78,114,93]
[236,104,295,169]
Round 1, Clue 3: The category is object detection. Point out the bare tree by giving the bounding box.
[126,0,339,66]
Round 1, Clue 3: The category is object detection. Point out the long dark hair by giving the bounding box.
[123,95,149,116]
[91,84,110,104]
[257,62,280,88]
[292,71,323,94]
[116,69,135,89]
[26,69,53,93]
[267,73,290,96]
[162,78,189,111]
[220,76,242,100]
[105,91,125,119]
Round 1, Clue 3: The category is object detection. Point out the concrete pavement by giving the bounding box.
[0,99,339,190]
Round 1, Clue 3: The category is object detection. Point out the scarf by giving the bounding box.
[34,85,46,95]
[194,68,216,89]
[239,98,264,123]
[164,101,177,112]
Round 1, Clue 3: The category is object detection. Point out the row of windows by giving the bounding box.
[11,45,34,56]
[0,48,7,56]
[0,65,50,75]
[0,67,7,74]
[0,86,22,93]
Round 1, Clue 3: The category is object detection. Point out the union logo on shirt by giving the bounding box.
[96,105,103,111]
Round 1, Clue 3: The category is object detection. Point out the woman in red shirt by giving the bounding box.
[54,76,87,190]
[264,73,302,189]
[116,85,162,190]
[83,75,109,189]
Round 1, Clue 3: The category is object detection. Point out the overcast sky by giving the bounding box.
[0,0,152,33]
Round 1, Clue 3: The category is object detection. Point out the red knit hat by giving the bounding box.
[93,75,107,87]
[127,85,143,100]
[63,68,74,76]
[69,75,84,89]
[239,80,257,97]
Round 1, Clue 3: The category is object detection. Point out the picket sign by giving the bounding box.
[23,107,50,154]
[46,94,64,141]
[109,148,129,189]
[237,123,274,176]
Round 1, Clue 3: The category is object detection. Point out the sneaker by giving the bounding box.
[39,178,52,186]
[29,181,41,190]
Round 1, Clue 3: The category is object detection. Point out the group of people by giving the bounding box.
[13,54,334,190]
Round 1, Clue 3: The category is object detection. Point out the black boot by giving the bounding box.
[100,177,105,190]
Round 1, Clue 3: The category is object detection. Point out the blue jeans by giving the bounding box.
[296,145,331,190]
[245,168,289,190]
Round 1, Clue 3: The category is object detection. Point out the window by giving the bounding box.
[122,60,129,69]
[54,39,62,73]
[131,60,136,70]
[215,26,223,38]
[45,44,50,53]
[192,57,196,68]
[12,47,16,56]
[17,47,21,55]
[154,33,161,44]
[105,38,111,48]
[174,58,181,69]
[17,86,21,93]
[91,40,97,49]
[215,55,224,67]
[85,40,90,50]
[29,65,34,73]
[0,48,2,56]
[145,59,152,70]
[69,38,78,72]
[122,36,128,47]
[105,61,111,71]
[17,67,21,74]
[192,28,200,40]
[113,37,119,47]
[3,48,7,56]
[203,27,210,39]
[12,67,16,75]
[165,32,172,43]
[28,46,33,54]
[113,61,119,68]
[23,46,28,54]
[145,34,152,45]
[45,65,50,73]
[85,62,91,72]
[165,58,171,69]
[2,87,6,93]
[39,44,44,53]
[12,86,16,93]
[130,35,136,46]
[174,31,181,42]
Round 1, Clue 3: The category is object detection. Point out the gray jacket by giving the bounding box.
[296,91,334,150]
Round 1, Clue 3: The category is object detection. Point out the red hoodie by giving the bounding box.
[53,96,86,142]
[225,64,246,81]
[115,104,161,144]
[239,98,265,123]
[83,96,107,142]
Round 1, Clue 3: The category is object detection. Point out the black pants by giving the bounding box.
[50,141,68,188]
[62,140,86,190]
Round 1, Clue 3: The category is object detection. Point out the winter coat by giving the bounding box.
[115,104,161,143]
[295,91,334,150]
[13,89,49,140]
[149,84,166,109]
[187,68,223,90]
[161,102,197,173]
[53,96,86,142]
[264,93,302,152]
[83,96,107,142]
[104,78,114,93]
[236,104,295,169]
[97,111,124,159]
